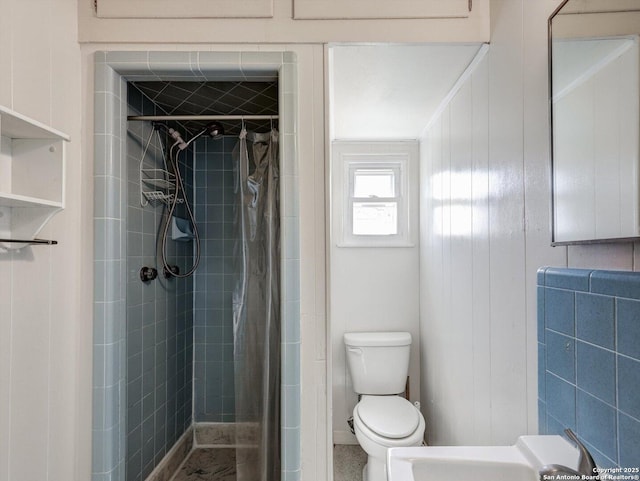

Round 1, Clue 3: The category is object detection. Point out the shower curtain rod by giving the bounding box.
[127,114,279,121]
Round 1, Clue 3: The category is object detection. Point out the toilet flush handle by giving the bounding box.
[347,347,363,355]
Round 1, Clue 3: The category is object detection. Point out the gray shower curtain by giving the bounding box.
[232,128,280,481]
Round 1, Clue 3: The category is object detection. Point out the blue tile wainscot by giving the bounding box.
[538,267,640,469]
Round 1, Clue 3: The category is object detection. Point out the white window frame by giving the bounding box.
[332,141,417,247]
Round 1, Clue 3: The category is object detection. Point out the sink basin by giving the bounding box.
[387,435,580,481]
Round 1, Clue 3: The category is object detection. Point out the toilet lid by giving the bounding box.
[357,396,420,439]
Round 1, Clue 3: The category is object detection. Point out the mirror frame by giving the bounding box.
[548,0,640,245]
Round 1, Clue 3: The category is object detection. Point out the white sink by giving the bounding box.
[387,435,580,481]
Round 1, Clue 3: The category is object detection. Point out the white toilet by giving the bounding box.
[344,331,426,481]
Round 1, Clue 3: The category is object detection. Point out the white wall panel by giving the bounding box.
[486,0,529,445]
[568,243,635,270]
[470,57,492,444]
[446,84,475,444]
[0,259,10,481]
[0,0,12,107]
[9,250,51,481]
[522,0,568,434]
[0,1,86,481]
[10,0,52,124]
[419,61,495,445]
[419,0,589,447]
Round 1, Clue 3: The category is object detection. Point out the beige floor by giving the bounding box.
[333,444,367,481]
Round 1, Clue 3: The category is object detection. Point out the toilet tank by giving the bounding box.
[344,331,412,395]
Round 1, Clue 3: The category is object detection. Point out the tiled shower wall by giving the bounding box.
[125,85,194,481]
[193,136,239,422]
[538,267,640,468]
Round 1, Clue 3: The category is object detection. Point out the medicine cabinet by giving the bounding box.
[549,0,640,244]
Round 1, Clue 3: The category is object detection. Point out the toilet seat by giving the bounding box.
[357,395,420,438]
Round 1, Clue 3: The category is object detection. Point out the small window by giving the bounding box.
[332,142,417,247]
[349,166,401,236]
[353,169,396,198]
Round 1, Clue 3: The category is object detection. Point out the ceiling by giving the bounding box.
[132,81,278,136]
[330,44,484,140]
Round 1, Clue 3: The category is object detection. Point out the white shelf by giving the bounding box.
[0,105,70,141]
[0,192,63,209]
[0,105,68,249]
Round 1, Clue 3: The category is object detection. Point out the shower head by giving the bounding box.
[204,122,224,140]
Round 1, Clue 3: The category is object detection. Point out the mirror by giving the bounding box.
[550,0,640,244]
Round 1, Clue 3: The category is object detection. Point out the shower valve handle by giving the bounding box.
[163,265,180,278]
[140,266,158,282]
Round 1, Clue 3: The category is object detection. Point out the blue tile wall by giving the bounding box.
[539,267,640,468]
[193,136,239,422]
[125,84,194,481]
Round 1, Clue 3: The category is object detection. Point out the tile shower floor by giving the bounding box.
[171,449,236,481]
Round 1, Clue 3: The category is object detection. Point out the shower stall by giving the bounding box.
[92,51,301,481]
[105,77,282,481]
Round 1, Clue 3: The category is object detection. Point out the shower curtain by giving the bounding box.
[232,128,281,481]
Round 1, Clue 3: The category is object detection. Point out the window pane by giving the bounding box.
[353,169,395,198]
[352,202,398,235]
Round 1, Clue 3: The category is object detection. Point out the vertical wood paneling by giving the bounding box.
[420,0,574,446]
[448,82,475,444]
[470,59,492,444]
[440,108,455,444]
[0,1,84,481]
[0,0,12,107]
[420,118,445,444]
[487,0,529,444]
[0,258,11,481]
[420,56,494,446]
[48,1,84,478]
[10,0,52,123]
[522,0,568,434]
[9,250,52,481]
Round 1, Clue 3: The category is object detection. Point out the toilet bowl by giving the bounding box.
[353,395,426,481]
[343,332,426,481]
